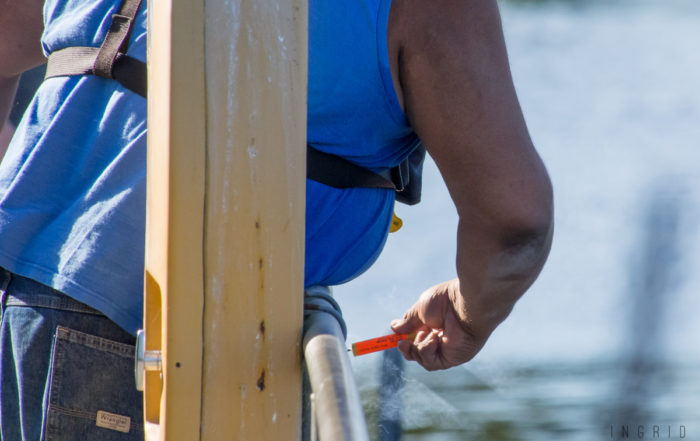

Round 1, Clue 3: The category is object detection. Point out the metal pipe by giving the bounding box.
[303,286,370,441]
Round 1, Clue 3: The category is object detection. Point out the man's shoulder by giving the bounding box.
[390,0,503,53]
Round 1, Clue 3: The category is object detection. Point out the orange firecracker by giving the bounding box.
[350,332,417,356]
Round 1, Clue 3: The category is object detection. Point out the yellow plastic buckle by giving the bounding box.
[390,211,403,233]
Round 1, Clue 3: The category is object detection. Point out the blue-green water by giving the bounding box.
[357,359,700,440]
[337,0,700,439]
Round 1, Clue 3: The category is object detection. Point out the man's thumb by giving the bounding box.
[391,309,423,334]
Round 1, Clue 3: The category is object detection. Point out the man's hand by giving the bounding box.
[391,279,493,371]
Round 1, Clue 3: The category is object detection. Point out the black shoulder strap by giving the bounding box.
[44,0,146,98]
[93,0,143,78]
[43,0,425,203]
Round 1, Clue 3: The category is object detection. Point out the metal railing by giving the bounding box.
[302,286,370,441]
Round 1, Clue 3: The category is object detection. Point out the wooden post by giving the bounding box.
[199,0,307,438]
[144,0,206,438]
[144,0,307,439]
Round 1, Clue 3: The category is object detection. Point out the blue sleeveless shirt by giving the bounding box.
[0,0,420,334]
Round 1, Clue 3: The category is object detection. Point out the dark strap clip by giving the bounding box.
[43,0,147,98]
[94,14,134,79]
[390,159,410,193]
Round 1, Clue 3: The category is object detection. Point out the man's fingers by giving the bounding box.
[397,329,448,371]
[413,333,443,371]
[397,340,414,361]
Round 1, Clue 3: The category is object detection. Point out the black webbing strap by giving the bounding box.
[44,0,146,98]
[93,0,143,77]
[307,145,406,191]
[43,0,420,197]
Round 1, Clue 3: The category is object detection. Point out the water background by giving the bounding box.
[335,1,700,439]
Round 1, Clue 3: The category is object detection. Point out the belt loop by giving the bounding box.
[0,268,12,317]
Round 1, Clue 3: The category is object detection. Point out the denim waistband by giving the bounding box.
[0,268,103,316]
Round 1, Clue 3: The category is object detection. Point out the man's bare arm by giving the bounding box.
[0,0,46,129]
[389,0,553,370]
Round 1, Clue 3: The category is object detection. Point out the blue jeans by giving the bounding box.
[0,269,144,440]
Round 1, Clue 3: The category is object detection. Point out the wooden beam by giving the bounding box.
[199,0,307,439]
[144,0,206,438]
[144,0,307,439]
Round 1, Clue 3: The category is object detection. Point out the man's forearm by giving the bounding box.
[454,216,553,337]
[0,75,20,131]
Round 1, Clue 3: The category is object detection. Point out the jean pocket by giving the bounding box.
[44,326,144,440]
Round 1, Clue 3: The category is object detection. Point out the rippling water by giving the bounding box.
[337,0,700,439]
[357,358,700,441]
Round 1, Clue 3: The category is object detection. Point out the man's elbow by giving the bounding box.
[502,195,553,247]
[495,188,554,276]
[500,218,552,259]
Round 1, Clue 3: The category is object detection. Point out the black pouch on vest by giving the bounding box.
[393,145,426,206]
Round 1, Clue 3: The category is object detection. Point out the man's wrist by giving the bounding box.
[450,276,517,340]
